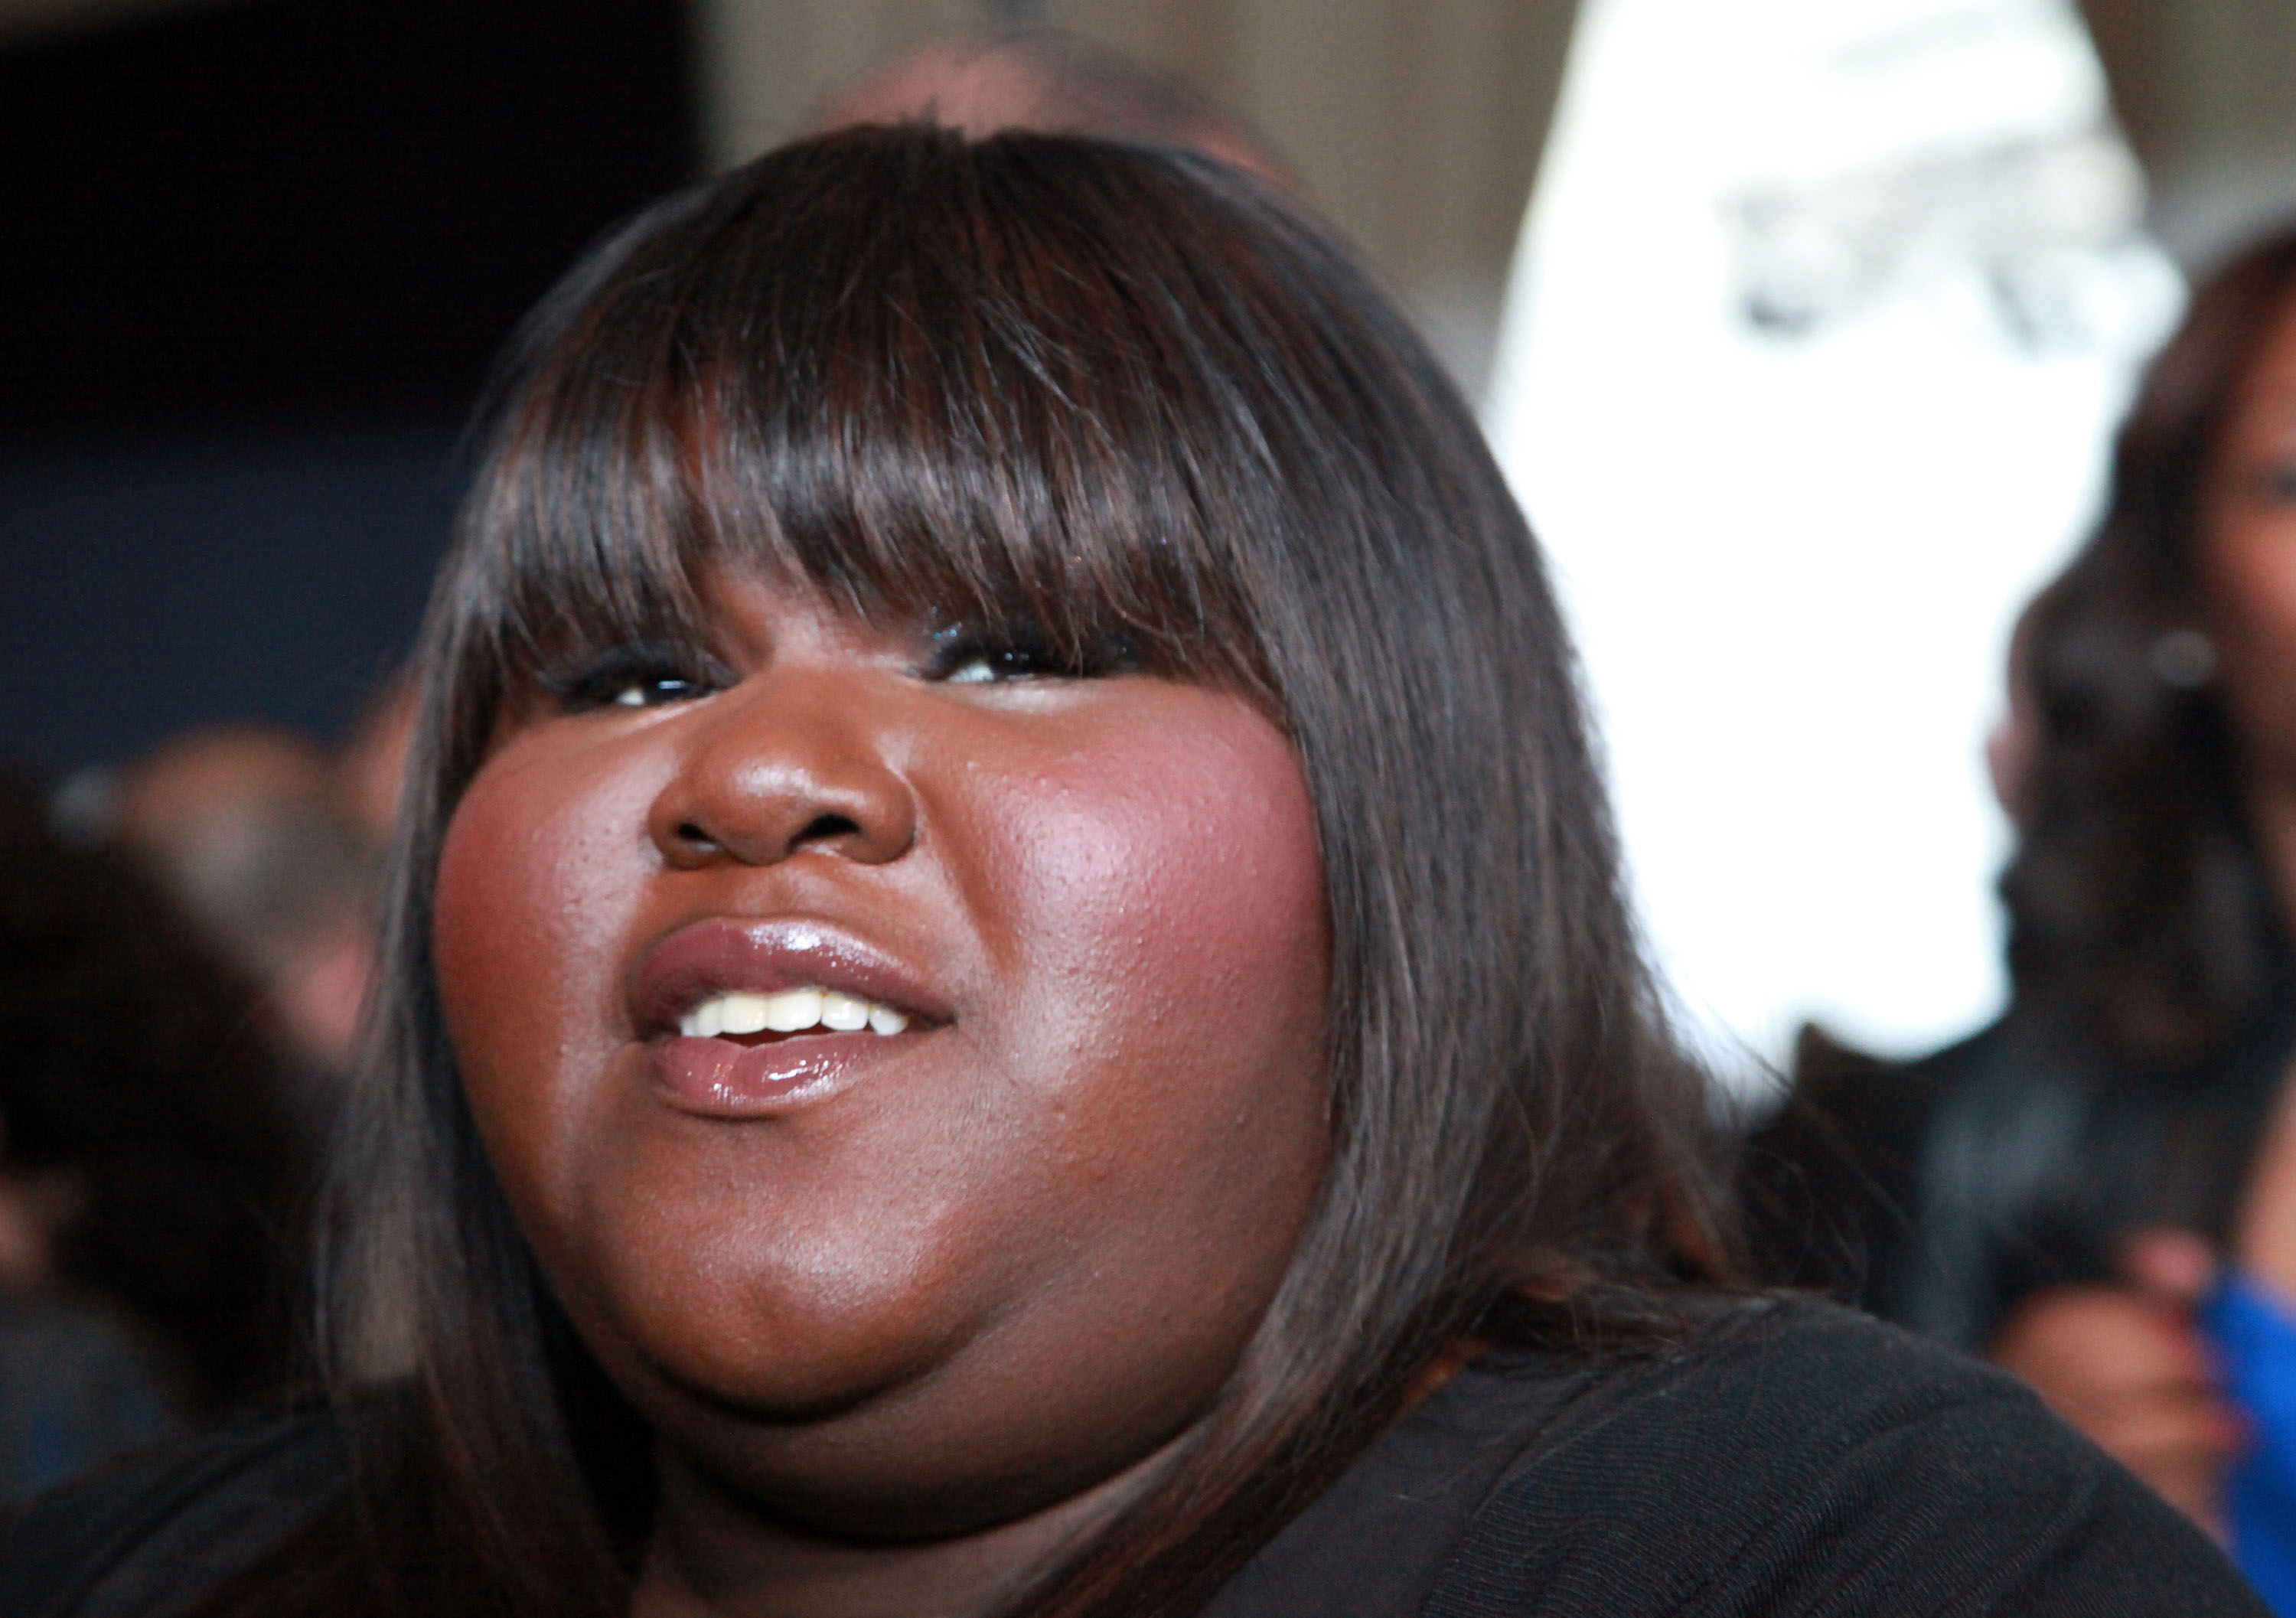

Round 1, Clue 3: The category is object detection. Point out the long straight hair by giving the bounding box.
[281,126,1726,1617]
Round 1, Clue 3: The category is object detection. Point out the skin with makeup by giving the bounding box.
[434,576,1331,1613]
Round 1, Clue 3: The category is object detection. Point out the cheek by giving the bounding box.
[954,696,1332,1237]
[2214,522,2296,642]
[2206,512,2296,757]
[432,736,664,1212]
[1027,765,1325,1043]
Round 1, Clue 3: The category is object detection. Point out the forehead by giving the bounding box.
[686,565,929,660]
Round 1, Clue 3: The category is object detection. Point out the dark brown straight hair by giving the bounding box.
[251,126,1726,1616]
[2004,228,2296,1066]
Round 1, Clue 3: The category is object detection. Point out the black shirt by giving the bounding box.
[1,1299,2265,1616]
[1210,1297,2262,1616]
[1744,991,2296,1354]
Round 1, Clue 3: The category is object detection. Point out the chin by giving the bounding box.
[583,1264,974,1424]
[638,1350,1196,1545]
[570,1261,1232,1542]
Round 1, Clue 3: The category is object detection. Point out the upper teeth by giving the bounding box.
[678,989,910,1039]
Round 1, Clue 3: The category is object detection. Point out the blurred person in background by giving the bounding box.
[338,677,418,857]
[93,725,382,1122]
[1746,226,2296,1607]
[814,25,1288,186]
[0,773,301,1507]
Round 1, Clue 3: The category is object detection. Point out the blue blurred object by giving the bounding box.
[2205,1271,2296,1613]
[0,1293,176,1508]
[0,431,458,771]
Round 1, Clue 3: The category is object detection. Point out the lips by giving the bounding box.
[632,917,949,1034]
[631,917,951,1117]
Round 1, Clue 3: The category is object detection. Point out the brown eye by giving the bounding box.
[543,642,720,712]
[925,621,1140,684]
[600,675,706,709]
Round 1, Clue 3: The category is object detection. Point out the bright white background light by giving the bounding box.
[1483,0,2183,1089]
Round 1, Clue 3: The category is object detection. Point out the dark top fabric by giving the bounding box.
[1207,1297,2263,1617]
[0,1404,343,1618]
[0,1299,2263,1616]
[0,1296,178,1510]
[1743,983,2296,1352]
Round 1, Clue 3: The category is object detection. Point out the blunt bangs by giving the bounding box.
[435,126,1332,792]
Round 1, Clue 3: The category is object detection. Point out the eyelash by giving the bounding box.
[924,622,1139,685]
[534,621,1140,711]
[540,642,720,713]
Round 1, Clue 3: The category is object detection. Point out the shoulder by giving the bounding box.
[0,1404,347,1618]
[1423,1297,2266,1618]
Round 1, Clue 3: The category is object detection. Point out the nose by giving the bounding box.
[647,674,918,871]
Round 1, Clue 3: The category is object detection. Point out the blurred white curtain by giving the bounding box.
[1483,0,2181,1087]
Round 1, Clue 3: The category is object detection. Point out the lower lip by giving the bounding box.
[646,1031,908,1117]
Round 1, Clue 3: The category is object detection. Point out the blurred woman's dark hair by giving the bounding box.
[277,126,1730,1618]
[0,773,298,1414]
[2003,229,2296,1067]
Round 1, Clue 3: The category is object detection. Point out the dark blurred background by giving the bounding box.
[0,0,693,769]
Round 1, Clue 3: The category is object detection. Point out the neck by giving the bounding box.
[631,1437,1176,1618]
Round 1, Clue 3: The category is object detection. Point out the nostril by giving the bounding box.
[795,813,861,845]
[677,821,721,851]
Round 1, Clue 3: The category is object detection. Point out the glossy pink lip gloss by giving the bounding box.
[648,1026,912,1116]
[631,916,950,1118]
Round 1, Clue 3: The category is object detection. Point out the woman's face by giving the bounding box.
[2202,288,2296,781]
[432,569,1330,1538]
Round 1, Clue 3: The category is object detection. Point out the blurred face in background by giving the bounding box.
[2203,288,2296,786]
